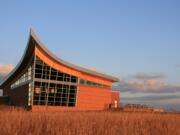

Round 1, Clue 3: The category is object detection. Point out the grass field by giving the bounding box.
[0,107,179,135]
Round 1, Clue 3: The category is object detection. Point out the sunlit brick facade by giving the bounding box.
[0,30,119,111]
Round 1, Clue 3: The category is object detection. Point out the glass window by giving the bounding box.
[11,65,32,88]
[34,56,78,84]
[33,56,78,107]
[79,79,110,89]
[33,82,77,107]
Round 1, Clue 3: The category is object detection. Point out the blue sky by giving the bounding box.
[0,0,180,110]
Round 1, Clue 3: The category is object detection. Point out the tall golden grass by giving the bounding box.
[0,107,179,135]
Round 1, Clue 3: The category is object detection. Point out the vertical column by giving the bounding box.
[32,55,36,106]
[46,66,51,106]
[75,78,79,107]
[28,82,32,106]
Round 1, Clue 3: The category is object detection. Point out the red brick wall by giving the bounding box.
[32,85,120,111]
[76,84,112,110]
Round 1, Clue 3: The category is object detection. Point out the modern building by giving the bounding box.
[0,30,119,111]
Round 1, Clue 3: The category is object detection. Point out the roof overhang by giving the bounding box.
[0,29,119,88]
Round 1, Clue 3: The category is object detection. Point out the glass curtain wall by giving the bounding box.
[33,56,78,107]
[11,66,33,88]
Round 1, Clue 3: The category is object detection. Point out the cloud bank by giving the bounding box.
[121,95,180,101]
[113,73,180,93]
[133,73,165,80]
[113,73,180,111]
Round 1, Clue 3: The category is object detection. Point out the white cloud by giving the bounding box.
[0,64,14,75]
[0,64,14,82]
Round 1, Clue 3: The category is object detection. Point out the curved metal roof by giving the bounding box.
[0,31,35,88]
[0,29,119,88]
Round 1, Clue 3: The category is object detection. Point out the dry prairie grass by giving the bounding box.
[0,108,179,135]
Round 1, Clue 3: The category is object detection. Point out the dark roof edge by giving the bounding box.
[0,30,32,87]
[30,29,119,82]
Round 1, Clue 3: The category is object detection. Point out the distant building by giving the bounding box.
[121,104,164,113]
[0,30,119,111]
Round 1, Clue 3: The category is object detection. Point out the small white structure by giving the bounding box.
[114,100,118,108]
